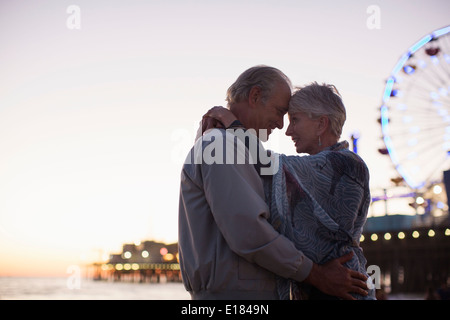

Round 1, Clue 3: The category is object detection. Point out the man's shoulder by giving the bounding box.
[182,128,279,175]
[200,128,259,144]
[185,128,258,163]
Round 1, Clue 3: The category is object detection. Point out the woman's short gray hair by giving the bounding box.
[226,65,292,106]
[289,82,346,138]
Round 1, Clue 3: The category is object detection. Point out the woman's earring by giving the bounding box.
[318,136,322,147]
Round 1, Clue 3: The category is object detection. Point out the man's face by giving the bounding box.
[251,81,291,141]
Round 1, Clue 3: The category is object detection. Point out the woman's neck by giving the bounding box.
[311,136,339,155]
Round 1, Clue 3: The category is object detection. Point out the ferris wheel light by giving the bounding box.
[409,35,432,54]
[417,59,427,68]
[382,78,395,102]
[396,165,422,189]
[430,56,440,65]
[383,136,397,160]
[433,25,450,37]
[403,65,416,74]
[392,54,410,75]
[445,54,450,63]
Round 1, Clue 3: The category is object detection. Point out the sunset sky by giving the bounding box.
[0,0,449,276]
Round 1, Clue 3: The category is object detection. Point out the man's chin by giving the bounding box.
[258,129,271,142]
[261,135,270,142]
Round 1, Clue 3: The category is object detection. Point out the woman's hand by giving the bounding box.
[204,106,238,128]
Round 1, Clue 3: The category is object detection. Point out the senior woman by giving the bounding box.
[203,82,376,300]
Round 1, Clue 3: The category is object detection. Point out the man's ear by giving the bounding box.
[248,86,262,108]
[317,115,329,135]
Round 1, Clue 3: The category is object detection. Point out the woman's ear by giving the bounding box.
[317,115,329,136]
[248,86,262,108]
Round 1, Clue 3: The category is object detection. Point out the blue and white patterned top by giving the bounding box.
[264,141,376,300]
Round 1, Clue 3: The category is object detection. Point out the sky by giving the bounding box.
[0,0,449,276]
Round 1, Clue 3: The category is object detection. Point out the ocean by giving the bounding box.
[0,277,191,300]
[0,277,423,300]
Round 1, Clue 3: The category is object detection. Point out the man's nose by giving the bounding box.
[285,123,292,136]
[276,116,284,129]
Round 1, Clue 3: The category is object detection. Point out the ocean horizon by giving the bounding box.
[0,276,190,300]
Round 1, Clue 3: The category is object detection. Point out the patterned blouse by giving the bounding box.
[263,141,376,300]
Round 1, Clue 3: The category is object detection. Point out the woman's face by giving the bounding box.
[285,111,321,154]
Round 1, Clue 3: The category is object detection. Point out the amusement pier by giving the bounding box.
[90,240,181,283]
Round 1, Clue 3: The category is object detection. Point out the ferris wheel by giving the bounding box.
[380,25,450,191]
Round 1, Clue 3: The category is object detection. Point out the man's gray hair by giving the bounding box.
[226,65,292,106]
[289,82,347,138]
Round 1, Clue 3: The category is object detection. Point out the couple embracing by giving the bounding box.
[178,65,376,300]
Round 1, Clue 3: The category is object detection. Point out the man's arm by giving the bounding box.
[200,130,313,282]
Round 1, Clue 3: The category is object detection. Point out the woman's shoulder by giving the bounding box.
[279,141,369,179]
[324,147,370,182]
[331,147,368,166]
